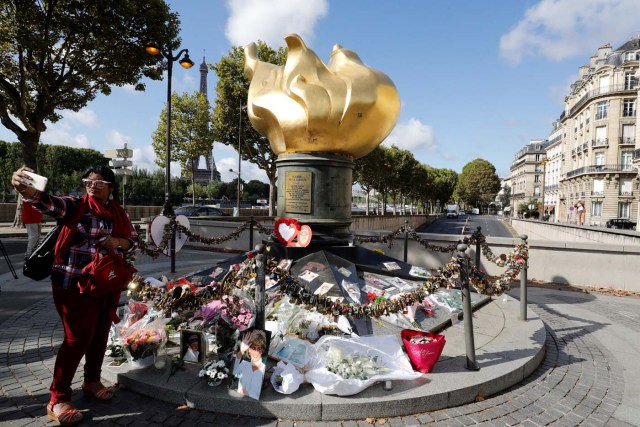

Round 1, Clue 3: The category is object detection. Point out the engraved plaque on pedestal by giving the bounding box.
[285,171,312,214]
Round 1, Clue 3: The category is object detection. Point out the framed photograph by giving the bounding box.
[231,328,271,400]
[180,330,205,365]
[314,281,335,295]
[298,270,319,283]
[270,335,313,368]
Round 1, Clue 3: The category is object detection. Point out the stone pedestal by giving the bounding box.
[276,153,353,238]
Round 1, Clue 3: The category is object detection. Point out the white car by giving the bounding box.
[459,210,465,216]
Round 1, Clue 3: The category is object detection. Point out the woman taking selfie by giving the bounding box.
[12,165,138,426]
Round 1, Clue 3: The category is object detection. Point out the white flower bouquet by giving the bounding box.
[305,335,422,396]
[198,360,229,386]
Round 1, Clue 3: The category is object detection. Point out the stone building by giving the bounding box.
[559,37,639,226]
[509,139,549,216]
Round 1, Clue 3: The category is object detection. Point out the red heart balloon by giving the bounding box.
[274,217,300,245]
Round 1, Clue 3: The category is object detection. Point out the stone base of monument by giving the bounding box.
[102,293,545,420]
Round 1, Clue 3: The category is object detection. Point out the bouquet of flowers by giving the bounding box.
[305,335,421,396]
[220,294,255,331]
[198,360,229,386]
[122,317,167,361]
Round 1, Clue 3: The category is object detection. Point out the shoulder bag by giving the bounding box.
[79,249,137,297]
[23,226,60,281]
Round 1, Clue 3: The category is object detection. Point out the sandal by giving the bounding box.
[47,401,83,426]
[82,382,115,401]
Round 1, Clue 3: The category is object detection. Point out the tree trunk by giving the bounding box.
[13,131,40,227]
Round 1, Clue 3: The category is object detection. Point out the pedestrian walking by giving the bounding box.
[22,199,42,259]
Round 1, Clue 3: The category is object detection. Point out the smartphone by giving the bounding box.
[23,171,48,191]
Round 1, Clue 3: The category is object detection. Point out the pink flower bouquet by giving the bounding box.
[122,318,167,361]
[220,294,255,331]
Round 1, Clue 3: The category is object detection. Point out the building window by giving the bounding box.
[596,101,608,120]
[535,154,541,161]
[622,124,635,144]
[595,126,607,145]
[592,179,604,196]
[621,151,633,168]
[620,178,633,196]
[534,175,540,183]
[534,187,540,196]
[599,75,610,93]
[625,71,637,89]
[585,110,590,127]
[591,201,603,217]
[619,202,631,218]
[595,151,605,166]
[623,98,636,117]
[624,51,636,61]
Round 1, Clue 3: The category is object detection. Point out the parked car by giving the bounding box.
[458,210,466,216]
[174,205,229,217]
[605,218,636,230]
[471,208,480,215]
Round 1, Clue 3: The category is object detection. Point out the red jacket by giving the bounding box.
[22,201,43,224]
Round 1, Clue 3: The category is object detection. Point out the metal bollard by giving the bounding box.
[403,220,409,263]
[458,243,480,371]
[475,226,481,269]
[519,234,528,321]
[249,216,254,251]
[254,244,266,330]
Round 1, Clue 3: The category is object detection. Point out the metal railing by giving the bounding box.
[590,191,604,196]
[592,138,608,147]
[566,163,637,178]
[568,84,638,117]
[619,137,635,145]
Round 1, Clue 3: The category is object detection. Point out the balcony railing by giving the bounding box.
[568,84,638,117]
[592,138,608,148]
[619,137,635,145]
[590,191,605,197]
[620,191,634,197]
[545,184,558,191]
[566,163,637,178]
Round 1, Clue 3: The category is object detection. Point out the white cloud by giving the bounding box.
[63,109,98,127]
[40,123,91,148]
[500,0,640,64]
[106,130,132,147]
[382,118,436,152]
[225,0,328,47]
[215,143,269,183]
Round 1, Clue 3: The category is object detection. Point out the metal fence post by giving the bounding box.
[519,234,528,321]
[475,226,481,269]
[249,216,254,251]
[403,220,409,263]
[254,244,266,330]
[458,243,480,371]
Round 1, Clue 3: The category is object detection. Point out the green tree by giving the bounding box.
[211,42,287,216]
[152,91,215,206]
[354,146,386,214]
[499,184,511,210]
[454,159,500,208]
[0,0,180,171]
[432,168,458,212]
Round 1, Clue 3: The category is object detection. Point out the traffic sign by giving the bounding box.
[109,160,133,168]
[114,169,133,176]
[104,148,133,158]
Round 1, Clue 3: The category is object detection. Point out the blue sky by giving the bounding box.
[2,0,639,182]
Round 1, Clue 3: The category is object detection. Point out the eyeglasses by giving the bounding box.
[82,179,111,189]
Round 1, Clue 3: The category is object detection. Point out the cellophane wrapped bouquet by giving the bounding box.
[121,315,167,361]
[220,293,255,331]
[305,335,422,396]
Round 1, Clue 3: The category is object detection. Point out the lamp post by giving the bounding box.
[236,100,245,216]
[539,158,548,220]
[229,168,241,216]
[146,41,194,272]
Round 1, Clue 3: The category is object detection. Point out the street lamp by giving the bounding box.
[229,168,241,216]
[146,41,194,272]
[539,158,549,220]
[236,101,245,216]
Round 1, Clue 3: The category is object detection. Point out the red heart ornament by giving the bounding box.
[274,217,300,245]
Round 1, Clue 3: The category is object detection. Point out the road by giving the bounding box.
[418,213,516,238]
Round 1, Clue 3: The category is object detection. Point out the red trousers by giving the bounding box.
[50,286,113,403]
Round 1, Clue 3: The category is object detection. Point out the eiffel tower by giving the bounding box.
[188,55,221,185]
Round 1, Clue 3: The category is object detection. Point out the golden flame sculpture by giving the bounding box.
[244,34,400,159]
